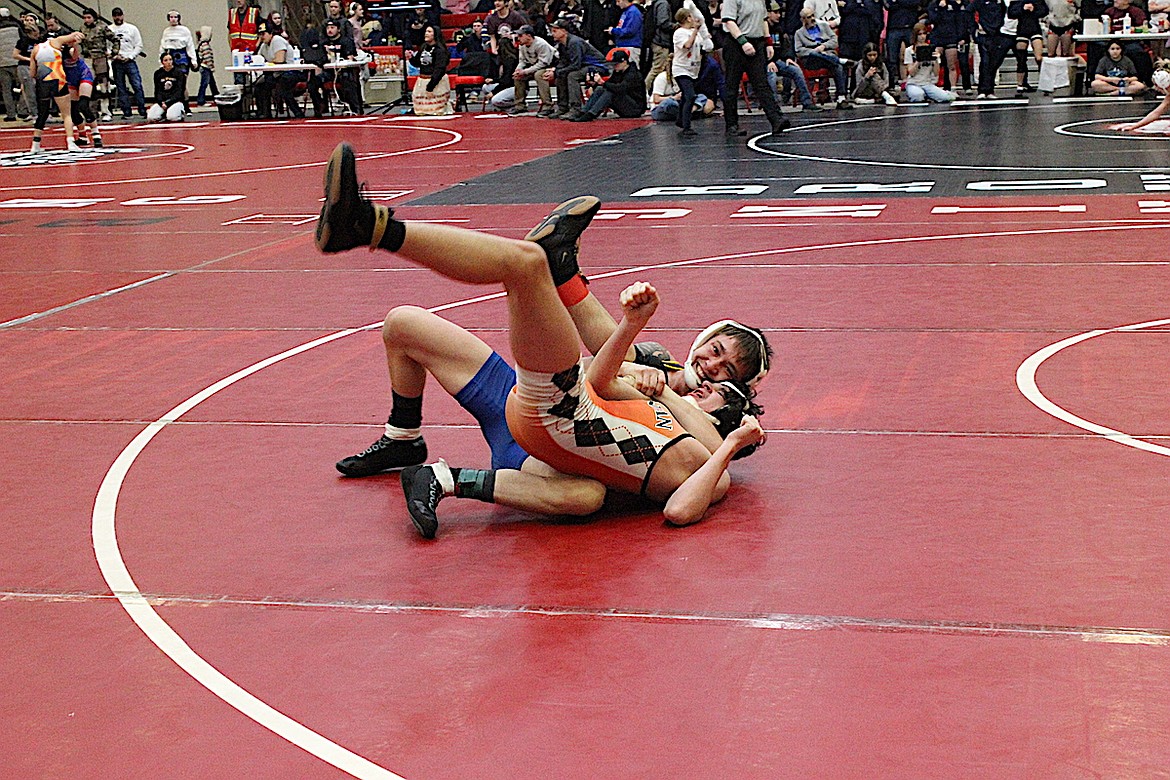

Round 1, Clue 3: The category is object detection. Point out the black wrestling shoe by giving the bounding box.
[771,118,792,134]
[316,142,386,253]
[401,462,444,539]
[524,195,601,286]
[336,435,427,477]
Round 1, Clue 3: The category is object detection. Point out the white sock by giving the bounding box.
[429,458,455,496]
[30,140,41,152]
[384,423,421,441]
[67,140,80,151]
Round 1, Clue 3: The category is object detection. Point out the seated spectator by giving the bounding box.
[1102,0,1153,87]
[572,47,647,120]
[411,24,453,115]
[650,61,716,120]
[1091,40,1146,94]
[545,18,608,119]
[147,51,185,121]
[904,41,958,101]
[794,6,853,108]
[765,0,821,111]
[852,42,897,103]
[455,20,487,55]
[500,25,556,114]
[300,24,331,116]
[253,21,303,118]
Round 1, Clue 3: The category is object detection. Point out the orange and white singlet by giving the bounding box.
[506,361,694,497]
[33,42,66,85]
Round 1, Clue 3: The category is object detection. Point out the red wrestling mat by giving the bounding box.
[3,116,1170,778]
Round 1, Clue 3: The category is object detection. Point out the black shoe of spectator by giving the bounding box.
[316,142,383,253]
[336,435,428,477]
[524,195,602,286]
[679,127,698,138]
[547,107,570,118]
[3,116,14,122]
[771,118,791,133]
[1023,83,1037,93]
[559,108,584,121]
[803,103,824,112]
[725,125,747,137]
[569,111,595,122]
[122,112,133,119]
[401,463,444,539]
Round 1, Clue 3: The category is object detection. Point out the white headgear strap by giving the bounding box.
[682,320,769,390]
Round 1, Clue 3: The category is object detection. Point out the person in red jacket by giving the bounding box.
[227,0,259,83]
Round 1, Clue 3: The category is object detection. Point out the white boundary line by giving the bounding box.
[0,143,194,168]
[1016,317,1170,457]
[1052,117,1163,140]
[0,126,462,192]
[91,221,1170,778]
[755,105,1170,172]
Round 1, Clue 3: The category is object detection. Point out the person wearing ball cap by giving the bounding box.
[1120,60,1170,132]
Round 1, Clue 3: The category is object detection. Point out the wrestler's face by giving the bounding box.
[688,382,736,413]
[691,335,750,384]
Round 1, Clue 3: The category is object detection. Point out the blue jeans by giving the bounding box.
[112,59,146,116]
[676,74,696,130]
[801,51,847,97]
[197,68,218,104]
[650,93,709,121]
[767,60,814,107]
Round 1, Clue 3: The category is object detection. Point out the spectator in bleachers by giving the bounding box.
[348,3,365,48]
[795,5,853,107]
[324,0,357,41]
[406,9,431,48]
[572,46,647,119]
[883,0,921,90]
[608,0,644,59]
[1005,0,1047,94]
[852,41,897,101]
[765,0,821,110]
[928,0,972,93]
[457,19,488,53]
[253,21,304,118]
[545,17,608,118]
[1091,40,1146,93]
[904,26,958,100]
[1046,0,1079,57]
[505,24,557,113]
[80,8,116,120]
[972,0,1010,98]
[148,51,186,121]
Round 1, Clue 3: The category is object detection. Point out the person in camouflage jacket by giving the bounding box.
[81,7,117,118]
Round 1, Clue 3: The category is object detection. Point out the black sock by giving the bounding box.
[387,391,422,430]
[450,468,496,502]
[377,216,407,252]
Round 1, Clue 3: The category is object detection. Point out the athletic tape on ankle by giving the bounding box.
[556,275,590,308]
[369,205,390,252]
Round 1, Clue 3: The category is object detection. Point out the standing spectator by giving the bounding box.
[228,0,260,85]
[147,51,185,121]
[851,41,897,101]
[928,0,972,93]
[348,3,365,48]
[723,0,791,135]
[487,0,530,89]
[14,14,44,120]
[109,7,146,118]
[506,24,557,114]
[794,6,853,108]
[573,47,647,119]
[668,7,711,135]
[838,0,877,62]
[323,17,364,114]
[1005,0,1048,94]
[195,26,218,105]
[643,0,676,90]
[545,18,608,118]
[972,0,1009,98]
[582,0,618,53]
[323,0,357,41]
[766,0,820,110]
[804,0,841,28]
[608,0,645,58]
[883,0,921,90]
[159,10,196,104]
[0,8,21,121]
[45,14,72,36]
[1046,0,1079,57]
[80,8,116,120]
[411,24,453,115]
[253,21,303,118]
[299,23,330,116]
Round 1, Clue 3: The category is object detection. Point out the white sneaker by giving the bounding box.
[853,97,875,104]
[882,91,897,105]
[99,111,112,121]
